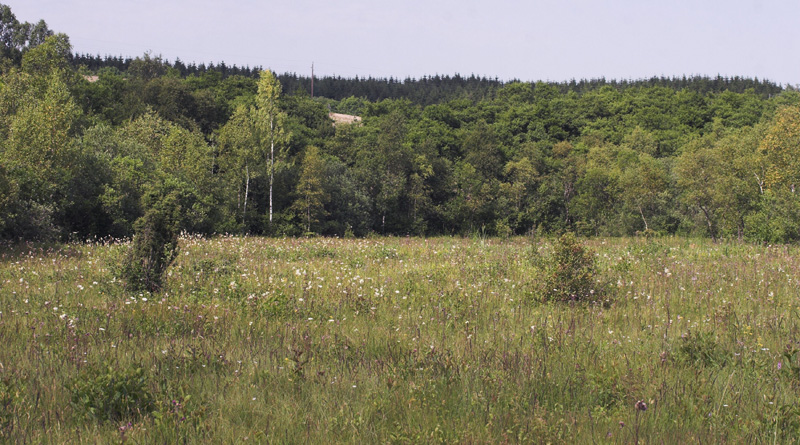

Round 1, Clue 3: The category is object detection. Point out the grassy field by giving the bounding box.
[2,235,800,443]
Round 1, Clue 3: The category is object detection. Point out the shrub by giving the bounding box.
[69,363,155,422]
[543,232,603,302]
[120,191,183,292]
[3,200,60,241]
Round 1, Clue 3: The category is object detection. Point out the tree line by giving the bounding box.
[72,52,785,105]
[1,4,800,242]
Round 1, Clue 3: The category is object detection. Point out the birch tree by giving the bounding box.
[216,105,257,230]
[254,70,286,224]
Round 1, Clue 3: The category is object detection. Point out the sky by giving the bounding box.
[6,0,800,86]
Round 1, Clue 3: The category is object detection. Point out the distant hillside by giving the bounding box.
[71,53,785,105]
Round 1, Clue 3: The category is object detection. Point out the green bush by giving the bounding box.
[69,363,155,422]
[120,191,183,292]
[543,233,603,302]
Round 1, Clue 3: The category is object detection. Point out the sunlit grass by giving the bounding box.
[1,235,800,442]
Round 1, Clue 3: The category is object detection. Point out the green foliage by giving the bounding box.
[762,105,800,192]
[127,52,167,81]
[21,33,71,77]
[320,156,371,236]
[542,232,603,302]
[120,190,183,292]
[255,70,289,227]
[291,145,327,233]
[2,3,800,241]
[675,331,729,367]
[744,189,800,243]
[69,363,154,423]
[0,5,54,69]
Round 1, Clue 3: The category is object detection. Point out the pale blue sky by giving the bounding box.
[7,0,799,85]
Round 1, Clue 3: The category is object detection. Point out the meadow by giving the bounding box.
[1,235,800,443]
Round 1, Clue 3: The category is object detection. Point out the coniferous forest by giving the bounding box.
[2,5,800,242]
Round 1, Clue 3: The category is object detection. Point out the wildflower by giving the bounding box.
[635,400,647,411]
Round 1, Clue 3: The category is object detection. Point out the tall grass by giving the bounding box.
[1,235,799,442]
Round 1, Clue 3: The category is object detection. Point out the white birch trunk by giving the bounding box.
[269,118,274,223]
[243,164,250,225]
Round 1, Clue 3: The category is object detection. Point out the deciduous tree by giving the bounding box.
[254,70,287,225]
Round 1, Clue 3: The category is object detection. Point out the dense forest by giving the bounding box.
[71,52,785,106]
[2,4,800,242]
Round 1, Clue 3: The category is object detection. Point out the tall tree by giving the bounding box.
[0,4,28,67]
[21,33,71,78]
[619,152,670,233]
[292,145,327,233]
[254,70,286,224]
[761,105,800,193]
[675,137,724,241]
[216,104,258,230]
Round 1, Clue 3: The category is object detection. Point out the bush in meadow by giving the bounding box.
[543,232,604,302]
[120,190,183,292]
[68,363,155,422]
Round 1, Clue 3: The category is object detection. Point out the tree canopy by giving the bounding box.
[2,3,800,242]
